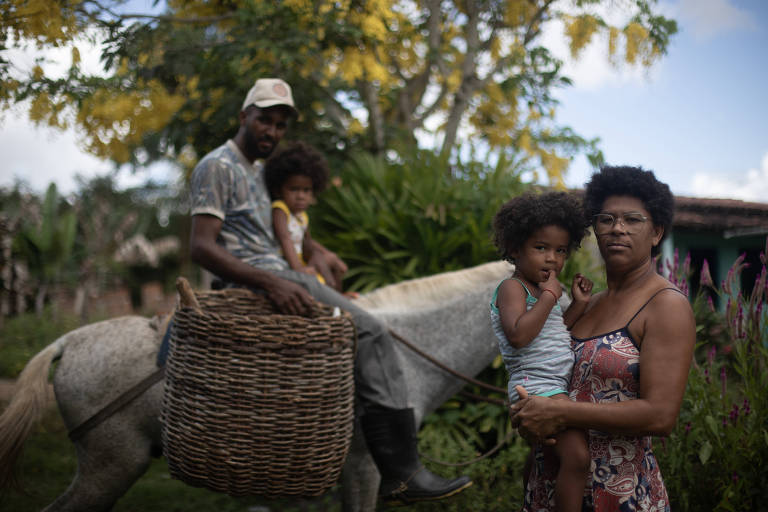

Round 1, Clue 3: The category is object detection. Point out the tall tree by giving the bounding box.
[1,0,675,185]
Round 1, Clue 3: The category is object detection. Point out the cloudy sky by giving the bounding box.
[1,0,766,202]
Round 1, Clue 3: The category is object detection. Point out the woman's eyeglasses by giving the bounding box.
[593,212,648,235]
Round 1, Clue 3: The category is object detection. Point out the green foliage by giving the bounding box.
[3,1,675,184]
[559,233,606,293]
[311,147,527,292]
[14,184,77,287]
[411,426,530,511]
[656,241,768,511]
[0,308,81,378]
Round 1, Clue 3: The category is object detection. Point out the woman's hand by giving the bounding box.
[510,385,559,446]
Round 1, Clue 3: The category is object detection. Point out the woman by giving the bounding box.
[511,165,696,511]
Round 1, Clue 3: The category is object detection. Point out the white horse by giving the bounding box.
[0,260,512,511]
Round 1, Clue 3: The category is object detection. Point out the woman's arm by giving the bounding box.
[511,289,695,441]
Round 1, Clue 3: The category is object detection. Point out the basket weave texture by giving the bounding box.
[161,283,357,498]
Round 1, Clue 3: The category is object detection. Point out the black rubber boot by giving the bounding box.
[360,407,473,504]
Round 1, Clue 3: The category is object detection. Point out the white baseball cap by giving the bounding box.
[241,78,298,117]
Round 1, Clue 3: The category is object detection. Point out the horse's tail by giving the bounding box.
[0,337,66,490]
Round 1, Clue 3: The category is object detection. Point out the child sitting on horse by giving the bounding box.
[491,191,593,512]
[264,141,350,294]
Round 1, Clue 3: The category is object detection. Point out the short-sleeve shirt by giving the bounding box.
[189,140,289,272]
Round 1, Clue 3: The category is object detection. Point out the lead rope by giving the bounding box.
[387,328,517,467]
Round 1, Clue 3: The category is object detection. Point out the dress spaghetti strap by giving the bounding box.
[625,287,686,330]
[509,277,533,297]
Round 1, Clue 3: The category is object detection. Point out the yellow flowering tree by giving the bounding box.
[1,0,676,185]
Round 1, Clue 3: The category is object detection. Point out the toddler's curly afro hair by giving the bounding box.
[264,141,329,197]
[493,191,590,263]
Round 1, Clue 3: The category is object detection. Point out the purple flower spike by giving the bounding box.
[742,399,751,416]
[700,260,714,288]
[720,366,727,397]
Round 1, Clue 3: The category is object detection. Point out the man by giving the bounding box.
[188,78,472,504]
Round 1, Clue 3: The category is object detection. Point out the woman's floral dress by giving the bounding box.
[522,289,678,511]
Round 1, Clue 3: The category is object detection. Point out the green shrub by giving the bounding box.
[0,308,82,378]
[413,415,529,511]
[657,241,768,511]
[311,147,527,292]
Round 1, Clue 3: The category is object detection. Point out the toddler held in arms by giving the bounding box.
[490,191,592,512]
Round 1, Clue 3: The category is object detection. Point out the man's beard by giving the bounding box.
[243,127,276,159]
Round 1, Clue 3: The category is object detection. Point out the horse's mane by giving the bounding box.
[355,260,513,315]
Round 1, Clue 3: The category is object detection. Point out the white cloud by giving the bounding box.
[0,31,178,194]
[5,29,108,80]
[675,0,757,40]
[0,109,176,195]
[691,152,768,202]
[0,110,112,194]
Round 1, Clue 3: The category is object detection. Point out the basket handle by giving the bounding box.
[176,277,202,312]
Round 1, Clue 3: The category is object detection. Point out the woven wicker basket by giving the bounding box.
[161,278,357,498]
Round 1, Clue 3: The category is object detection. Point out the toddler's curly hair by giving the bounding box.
[264,141,329,197]
[493,191,590,263]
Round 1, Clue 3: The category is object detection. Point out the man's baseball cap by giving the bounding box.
[241,78,298,117]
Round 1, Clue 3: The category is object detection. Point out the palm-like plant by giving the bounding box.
[312,147,527,292]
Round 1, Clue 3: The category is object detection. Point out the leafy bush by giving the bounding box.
[414,416,529,511]
[656,241,768,511]
[311,147,527,292]
[0,308,82,378]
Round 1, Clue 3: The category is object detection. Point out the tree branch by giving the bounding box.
[440,0,483,154]
[80,0,236,25]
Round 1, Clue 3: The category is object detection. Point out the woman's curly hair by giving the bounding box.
[264,141,329,197]
[583,165,674,255]
[493,191,590,263]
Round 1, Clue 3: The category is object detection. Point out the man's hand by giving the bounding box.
[324,251,348,276]
[306,252,337,289]
[264,277,314,316]
[299,265,318,277]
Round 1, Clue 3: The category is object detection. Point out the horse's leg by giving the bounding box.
[43,427,153,511]
[43,379,164,512]
[341,422,380,512]
[42,316,164,512]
